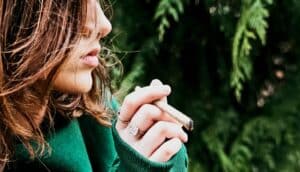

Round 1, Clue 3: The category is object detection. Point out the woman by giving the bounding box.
[0,0,189,171]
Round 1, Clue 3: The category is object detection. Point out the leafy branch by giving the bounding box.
[154,0,184,41]
[231,0,272,101]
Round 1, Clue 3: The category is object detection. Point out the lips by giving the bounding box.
[81,49,100,68]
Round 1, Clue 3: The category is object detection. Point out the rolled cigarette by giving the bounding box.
[153,101,193,131]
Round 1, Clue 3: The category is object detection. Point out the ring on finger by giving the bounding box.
[117,111,130,124]
[118,117,130,125]
[128,124,145,138]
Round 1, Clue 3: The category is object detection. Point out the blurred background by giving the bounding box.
[106,0,300,171]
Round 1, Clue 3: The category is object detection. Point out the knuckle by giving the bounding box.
[163,147,175,158]
[140,104,161,118]
[163,139,182,158]
[155,121,168,135]
[172,124,183,134]
[140,104,153,111]
[123,95,135,108]
[173,138,182,145]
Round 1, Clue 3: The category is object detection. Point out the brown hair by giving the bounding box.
[0,0,112,163]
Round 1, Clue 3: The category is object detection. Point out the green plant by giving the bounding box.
[231,0,273,101]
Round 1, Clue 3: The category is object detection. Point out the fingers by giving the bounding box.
[135,121,188,156]
[149,138,182,162]
[150,79,181,126]
[115,79,188,163]
[150,79,167,103]
[117,83,171,129]
[125,104,178,139]
[125,104,161,137]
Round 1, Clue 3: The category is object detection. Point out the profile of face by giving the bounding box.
[52,0,112,94]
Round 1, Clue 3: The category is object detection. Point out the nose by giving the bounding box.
[98,8,112,38]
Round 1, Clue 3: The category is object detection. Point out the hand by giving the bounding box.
[115,79,188,162]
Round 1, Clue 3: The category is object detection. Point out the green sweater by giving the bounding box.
[5,113,188,171]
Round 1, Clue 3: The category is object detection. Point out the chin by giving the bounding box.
[53,71,94,94]
[69,75,93,94]
[77,81,93,93]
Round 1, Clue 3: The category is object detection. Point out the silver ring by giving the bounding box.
[128,124,145,137]
[128,125,139,136]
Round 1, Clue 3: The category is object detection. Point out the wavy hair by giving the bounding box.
[0,0,112,164]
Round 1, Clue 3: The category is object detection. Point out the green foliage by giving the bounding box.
[154,0,184,41]
[111,0,300,171]
[231,0,272,101]
[117,57,145,100]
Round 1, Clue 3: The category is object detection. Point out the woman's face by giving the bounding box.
[52,0,111,94]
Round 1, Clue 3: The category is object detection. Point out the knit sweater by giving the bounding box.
[5,108,189,171]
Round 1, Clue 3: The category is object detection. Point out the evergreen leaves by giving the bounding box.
[112,0,300,171]
[231,0,272,101]
[154,0,184,41]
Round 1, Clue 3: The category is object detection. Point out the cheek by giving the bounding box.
[53,44,95,94]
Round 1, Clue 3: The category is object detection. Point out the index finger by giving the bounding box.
[118,85,171,127]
